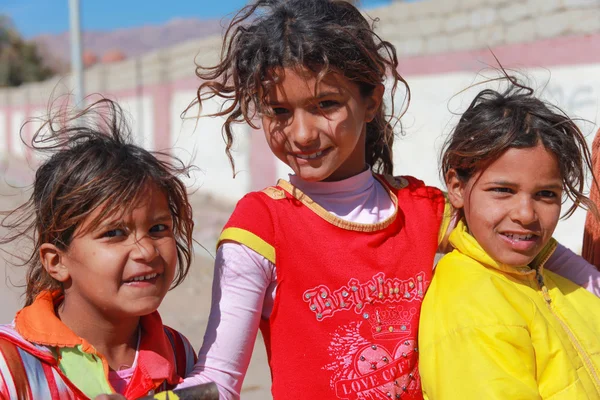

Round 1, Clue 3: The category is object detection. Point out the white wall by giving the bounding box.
[10,111,26,158]
[171,91,252,202]
[0,111,6,156]
[118,96,155,150]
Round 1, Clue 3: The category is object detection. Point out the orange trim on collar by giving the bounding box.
[15,291,91,349]
[14,290,181,390]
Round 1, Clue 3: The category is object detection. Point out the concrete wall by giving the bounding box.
[0,0,599,251]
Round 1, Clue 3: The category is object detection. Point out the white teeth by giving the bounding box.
[296,150,324,160]
[505,233,533,241]
[130,273,158,282]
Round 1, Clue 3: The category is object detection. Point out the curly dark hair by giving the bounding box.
[194,0,409,176]
[2,98,195,305]
[441,76,596,219]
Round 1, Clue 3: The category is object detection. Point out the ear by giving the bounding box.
[364,84,384,123]
[446,169,466,210]
[39,243,70,283]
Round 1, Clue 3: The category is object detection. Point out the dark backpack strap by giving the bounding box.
[0,338,31,400]
[163,326,193,379]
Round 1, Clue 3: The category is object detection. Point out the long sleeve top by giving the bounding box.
[181,170,600,399]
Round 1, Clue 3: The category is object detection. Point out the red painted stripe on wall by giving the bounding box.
[399,33,600,76]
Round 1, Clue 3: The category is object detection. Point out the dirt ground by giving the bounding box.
[0,178,273,399]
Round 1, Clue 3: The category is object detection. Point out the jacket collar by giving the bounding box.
[15,290,180,386]
[449,219,557,277]
[15,291,89,349]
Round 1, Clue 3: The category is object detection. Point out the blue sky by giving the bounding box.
[5,0,395,38]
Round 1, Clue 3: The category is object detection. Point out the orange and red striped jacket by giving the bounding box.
[0,291,197,399]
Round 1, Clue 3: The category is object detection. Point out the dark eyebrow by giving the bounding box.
[488,180,516,187]
[151,214,173,224]
[314,90,342,99]
[488,180,563,191]
[92,219,124,235]
[538,183,563,191]
[265,90,342,106]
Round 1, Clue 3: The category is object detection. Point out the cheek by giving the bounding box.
[162,240,179,271]
[262,119,288,149]
[331,110,356,134]
[463,194,502,232]
[542,205,562,232]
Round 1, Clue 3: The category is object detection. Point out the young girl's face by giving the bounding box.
[54,182,177,319]
[447,143,563,266]
[261,67,382,182]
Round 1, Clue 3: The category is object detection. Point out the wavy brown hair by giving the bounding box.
[2,98,195,306]
[441,76,597,219]
[193,0,409,175]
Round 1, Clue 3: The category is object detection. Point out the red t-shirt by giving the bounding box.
[220,175,445,400]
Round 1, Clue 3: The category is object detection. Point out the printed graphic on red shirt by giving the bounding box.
[303,272,427,400]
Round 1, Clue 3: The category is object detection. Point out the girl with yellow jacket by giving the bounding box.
[419,77,600,399]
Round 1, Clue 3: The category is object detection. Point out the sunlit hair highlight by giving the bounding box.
[2,98,194,305]
[441,73,597,219]
[193,0,409,176]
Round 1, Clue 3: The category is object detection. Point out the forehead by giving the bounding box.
[76,181,169,231]
[264,66,354,101]
[475,144,561,184]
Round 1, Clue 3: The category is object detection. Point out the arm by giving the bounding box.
[420,325,541,400]
[545,243,600,296]
[177,243,275,400]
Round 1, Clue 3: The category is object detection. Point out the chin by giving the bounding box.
[296,170,331,182]
[496,254,537,268]
[125,299,163,317]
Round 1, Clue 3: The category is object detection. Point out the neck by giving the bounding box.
[58,293,140,370]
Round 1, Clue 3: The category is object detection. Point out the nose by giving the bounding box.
[510,195,537,225]
[290,111,319,148]
[131,235,159,262]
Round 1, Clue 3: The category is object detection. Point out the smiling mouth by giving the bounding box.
[501,233,535,241]
[124,273,159,283]
[295,149,329,160]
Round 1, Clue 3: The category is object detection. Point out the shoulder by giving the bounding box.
[226,186,290,226]
[421,251,534,339]
[379,174,444,201]
[379,175,446,227]
[219,186,289,259]
[0,323,44,356]
[0,330,46,398]
[431,251,533,308]
[230,189,279,216]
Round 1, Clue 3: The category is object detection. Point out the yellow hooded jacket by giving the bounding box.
[419,221,600,400]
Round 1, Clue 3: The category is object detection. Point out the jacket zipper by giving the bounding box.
[534,269,600,393]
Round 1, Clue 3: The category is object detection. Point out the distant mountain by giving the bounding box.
[32,18,223,72]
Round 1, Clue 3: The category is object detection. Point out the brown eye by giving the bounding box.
[538,190,557,198]
[272,107,289,115]
[150,224,169,233]
[318,100,339,109]
[103,229,125,238]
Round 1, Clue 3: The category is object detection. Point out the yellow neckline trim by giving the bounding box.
[276,175,401,232]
